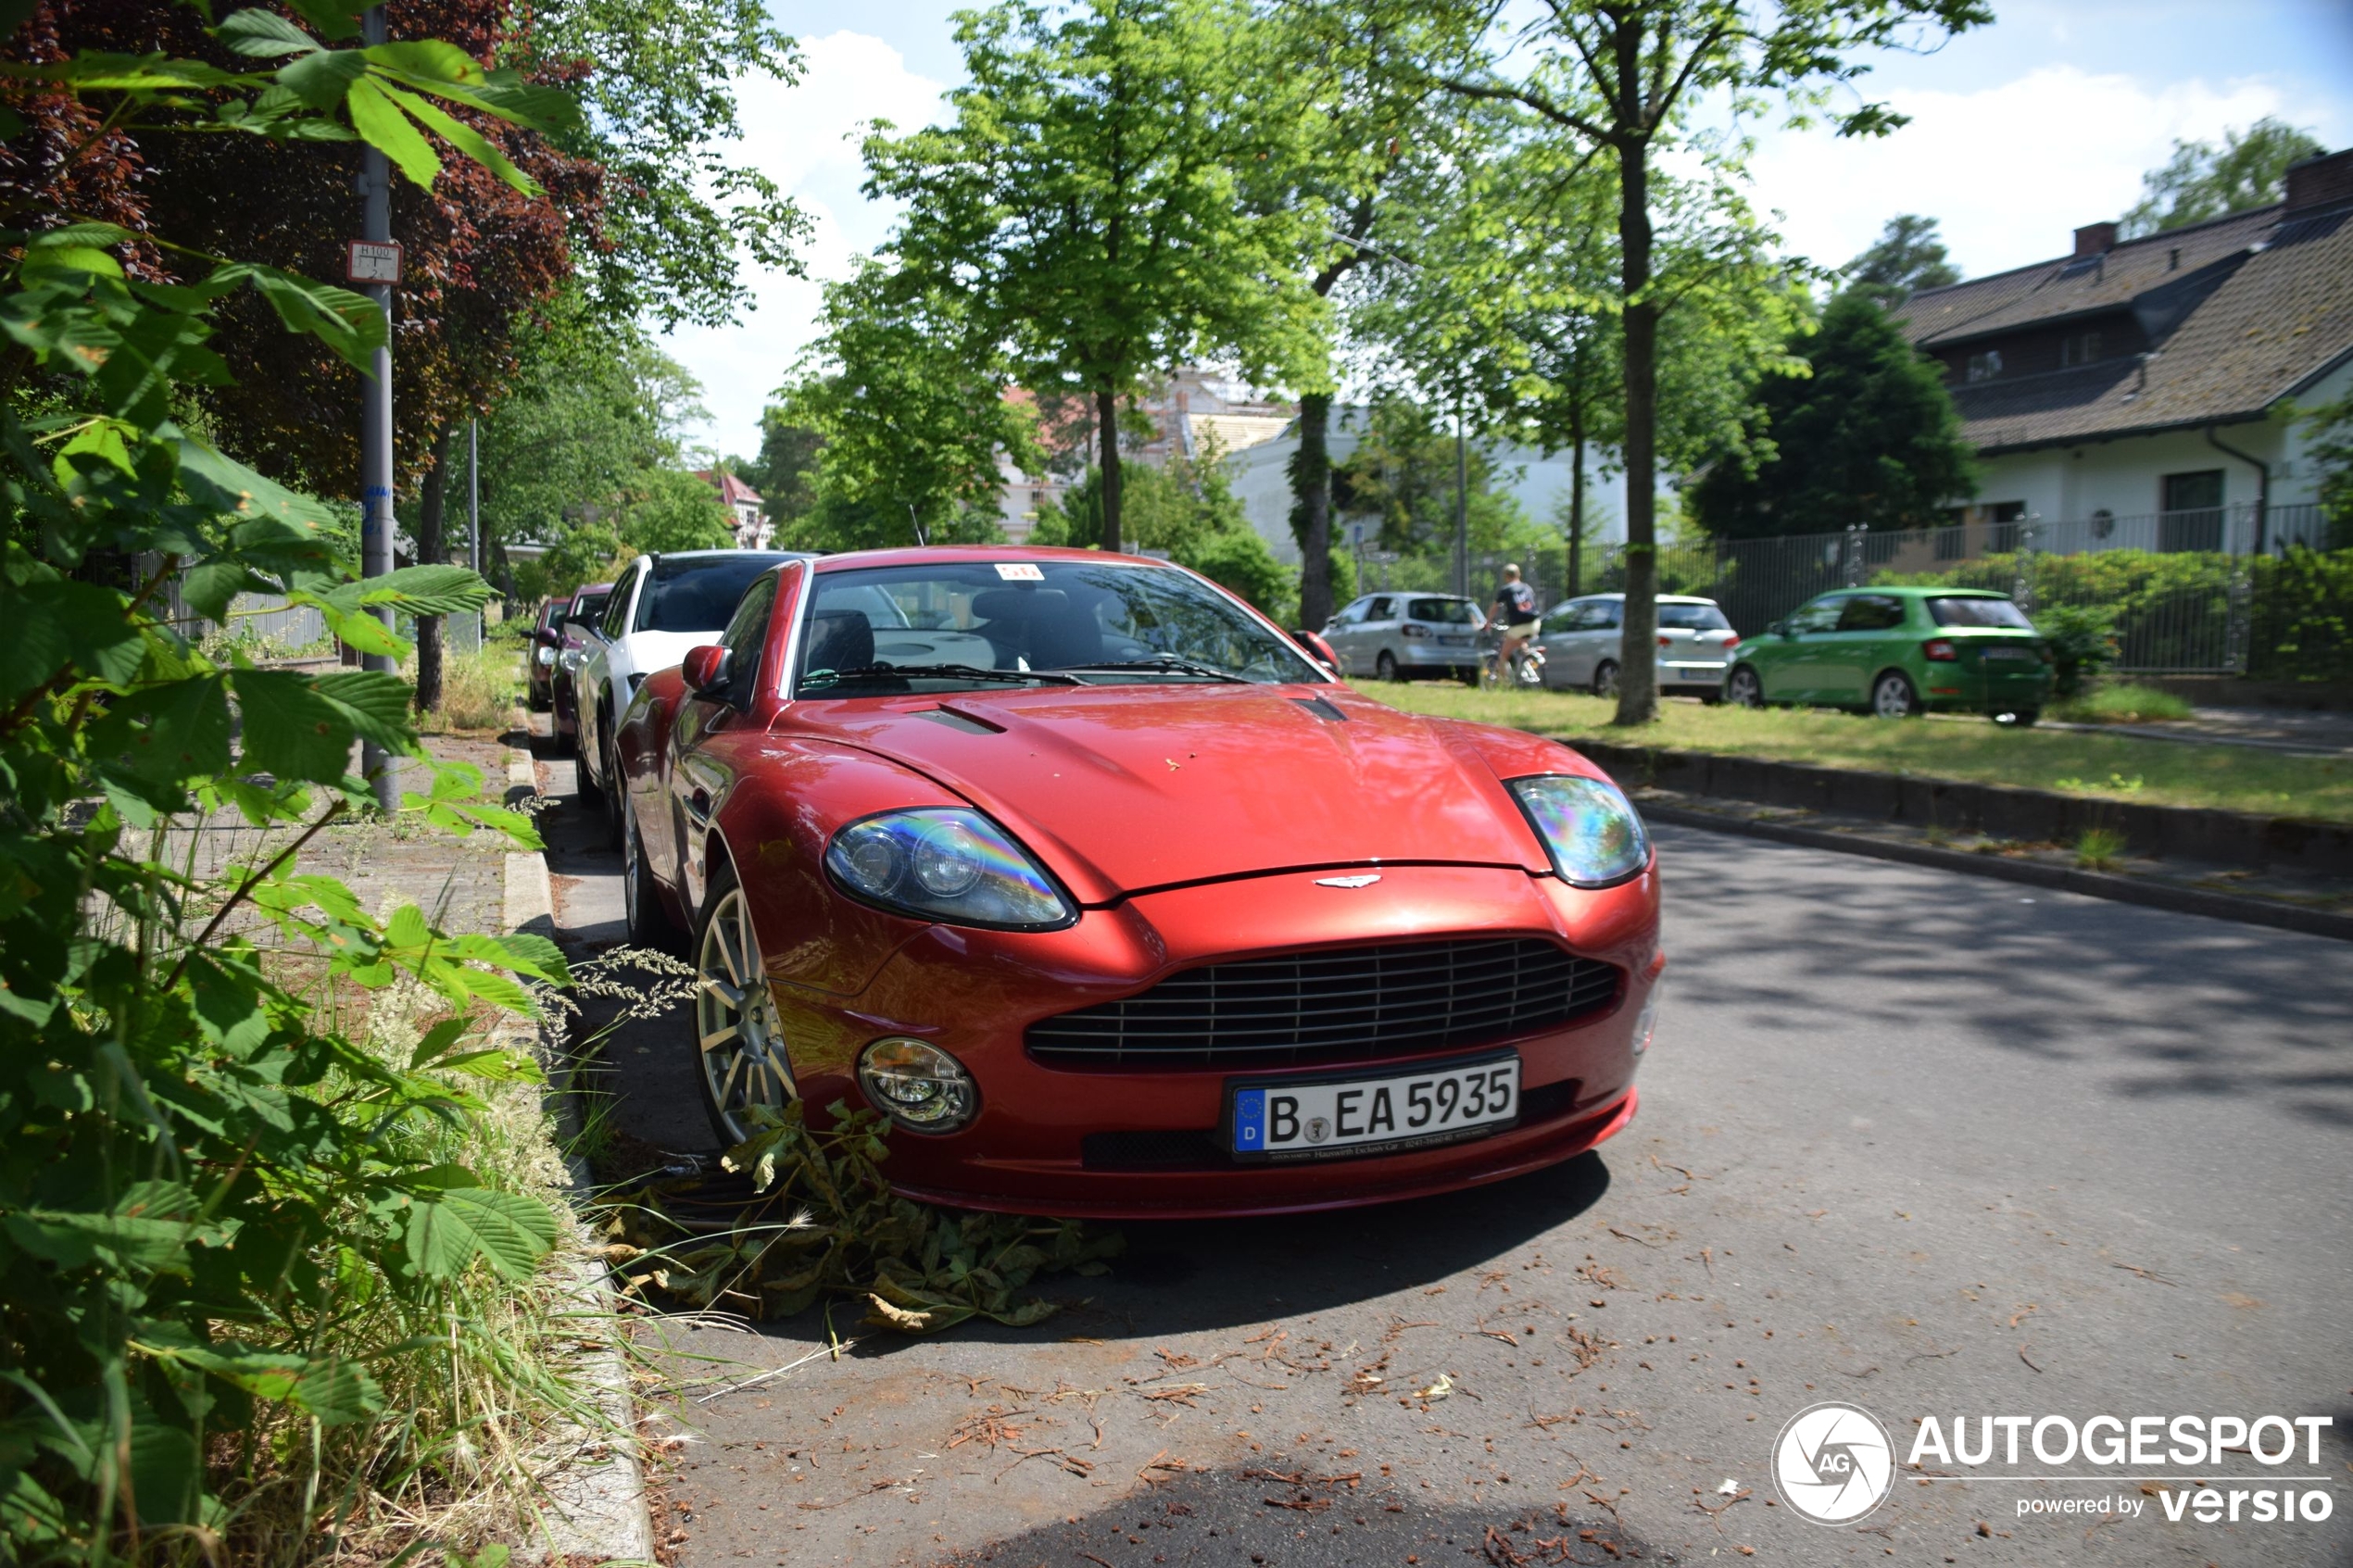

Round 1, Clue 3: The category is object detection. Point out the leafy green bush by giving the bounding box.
[2030,603,2119,698]
[0,19,588,1562]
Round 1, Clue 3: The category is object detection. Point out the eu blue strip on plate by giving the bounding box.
[1233,1089,1265,1152]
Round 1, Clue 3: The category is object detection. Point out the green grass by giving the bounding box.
[2050,682,2196,724]
[1365,684,2353,824]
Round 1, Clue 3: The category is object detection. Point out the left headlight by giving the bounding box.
[1507,774,1651,888]
[535,646,558,666]
[824,808,1075,930]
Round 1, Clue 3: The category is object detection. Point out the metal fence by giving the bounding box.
[1354,503,2349,678]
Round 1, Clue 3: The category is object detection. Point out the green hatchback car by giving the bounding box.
[1724,586,2054,722]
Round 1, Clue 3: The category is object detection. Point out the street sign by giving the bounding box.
[346,239,403,284]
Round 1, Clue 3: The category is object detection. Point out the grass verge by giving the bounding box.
[1365,684,2353,823]
[2051,682,2196,724]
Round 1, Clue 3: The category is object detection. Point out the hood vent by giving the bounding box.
[1291,696,1348,722]
[913,707,1002,734]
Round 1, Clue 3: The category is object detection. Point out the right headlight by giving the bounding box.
[824,808,1075,930]
[1507,774,1651,888]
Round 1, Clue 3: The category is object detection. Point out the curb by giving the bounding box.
[501,739,658,1566]
[1571,739,2353,878]
[1639,800,2353,943]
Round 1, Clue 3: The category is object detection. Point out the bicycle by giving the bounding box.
[1479,627,1546,690]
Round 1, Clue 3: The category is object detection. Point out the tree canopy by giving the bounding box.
[1691,288,1976,538]
[2121,117,2327,238]
[1844,213,1961,306]
[863,0,1321,551]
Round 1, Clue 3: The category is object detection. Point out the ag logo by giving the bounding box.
[1771,1401,1895,1525]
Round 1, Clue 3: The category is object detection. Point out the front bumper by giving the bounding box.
[764,862,1662,1217]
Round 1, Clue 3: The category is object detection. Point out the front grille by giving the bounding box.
[1028,937,1621,1070]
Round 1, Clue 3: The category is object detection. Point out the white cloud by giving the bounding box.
[659,31,947,458]
[1738,65,2331,281]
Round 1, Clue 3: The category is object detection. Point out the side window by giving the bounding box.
[600,567,637,640]
[716,574,777,699]
[1366,596,1396,621]
[1786,596,1844,634]
[1835,595,1906,632]
[1542,602,1585,634]
[1584,601,1622,631]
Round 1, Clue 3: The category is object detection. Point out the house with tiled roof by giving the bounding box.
[1893,146,2353,552]
[697,469,772,549]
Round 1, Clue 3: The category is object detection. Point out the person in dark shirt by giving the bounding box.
[1491,564,1540,676]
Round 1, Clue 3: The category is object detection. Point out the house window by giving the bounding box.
[1966,349,2003,383]
[2061,331,2102,367]
[2159,470,2224,553]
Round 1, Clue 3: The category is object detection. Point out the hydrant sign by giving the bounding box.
[346,240,403,284]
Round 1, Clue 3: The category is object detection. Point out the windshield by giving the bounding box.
[1929,596,2034,629]
[1658,602,1731,631]
[1407,597,1480,625]
[793,560,1322,695]
[635,556,789,634]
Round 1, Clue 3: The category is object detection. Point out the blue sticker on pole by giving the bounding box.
[1233,1089,1265,1152]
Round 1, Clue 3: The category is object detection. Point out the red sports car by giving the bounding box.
[611,548,1663,1219]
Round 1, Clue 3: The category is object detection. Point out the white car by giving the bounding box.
[1535,592,1741,700]
[572,550,810,840]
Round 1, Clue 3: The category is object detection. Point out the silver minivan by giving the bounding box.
[1322,593,1487,683]
[1536,593,1739,699]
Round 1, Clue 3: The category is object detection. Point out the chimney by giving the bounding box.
[2284,147,2353,215]
[2073,221,2119,258]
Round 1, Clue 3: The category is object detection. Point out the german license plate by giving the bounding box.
[1983,646,2033,661]
[1678,666,1721,681]
[1227,1053,1519,1161]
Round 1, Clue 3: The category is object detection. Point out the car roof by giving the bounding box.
[647,549,813,564]
[812,544,1180,572]
[1566,592,1719,606]
[1826,585,2010,597]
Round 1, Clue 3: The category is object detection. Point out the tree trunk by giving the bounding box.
[1095,385,1123,554]
[1613,117,1659,726]
[1568,412,1586,598]
[1294,391,1334,628]
[413,425,452,714]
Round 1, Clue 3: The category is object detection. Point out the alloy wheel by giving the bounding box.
[696,885,793,1144]
[1727,666,1763,709]
[1872,671,1918,719]
[1592,659,1619,699]
[1376,650,1401,683]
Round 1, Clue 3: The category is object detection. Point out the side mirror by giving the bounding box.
[1770,620,1793,639]
[682,644,732,697]
[1290,628,1341,676]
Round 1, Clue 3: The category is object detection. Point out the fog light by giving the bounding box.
[857,1037,977,1133]
[1631,985,1663,1056]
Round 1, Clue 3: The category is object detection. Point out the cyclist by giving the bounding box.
[1489,564,1540,682]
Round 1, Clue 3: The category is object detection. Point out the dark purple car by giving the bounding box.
[550,583,612,754]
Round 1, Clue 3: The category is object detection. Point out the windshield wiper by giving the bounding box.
[1065,657,1252,684]
[799,662,1084,688]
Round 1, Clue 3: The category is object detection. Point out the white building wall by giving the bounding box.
[1224,426,1629,566]
[1966,374,2347,526]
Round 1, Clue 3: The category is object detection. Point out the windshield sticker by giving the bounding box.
[995,563,1046,581]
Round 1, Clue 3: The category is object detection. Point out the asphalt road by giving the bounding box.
[527,721,2352,1568]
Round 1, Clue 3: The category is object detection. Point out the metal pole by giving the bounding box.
[467,416,480,573]
[358,3,397,812]
[1453,395,1468,600]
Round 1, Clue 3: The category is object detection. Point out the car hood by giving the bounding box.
[799,684,1550,899]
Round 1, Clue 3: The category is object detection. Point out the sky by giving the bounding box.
[662,0,2353,458]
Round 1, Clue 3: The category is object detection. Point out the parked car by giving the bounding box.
[526,599,568,710]
[550,583,612,755]
[1321,592,1488,684]
[1723,586,2052,721]
[573,550,812,834]
[1536,593,1740,700]
[609,547,1663,1217]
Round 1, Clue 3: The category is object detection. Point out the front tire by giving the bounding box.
[1376,650,1402,683]
[1871,671,1920,719]
[1726,665,1764,709]
[600,732,626,848]
[693,862,796,1147]
[1592,659,1620,699]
